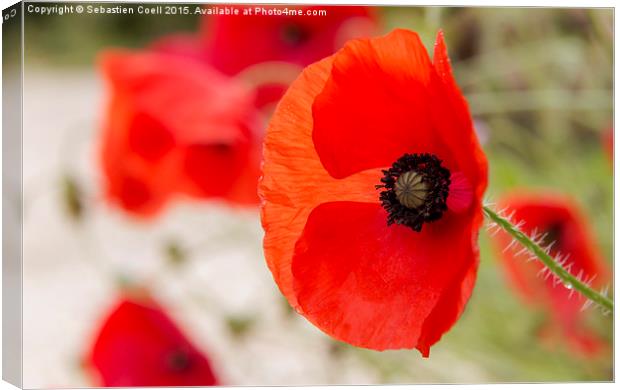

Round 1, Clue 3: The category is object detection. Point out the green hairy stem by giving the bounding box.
[483,205,613,312]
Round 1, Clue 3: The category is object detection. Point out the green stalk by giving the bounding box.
[483,205,613,312]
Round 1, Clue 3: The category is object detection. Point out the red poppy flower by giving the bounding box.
[86,294,219,386]
[153,6,377,111]
[150,33,211,64]
[492,193,610,355]
[99,50,262,216]
[259,29,488,355]
[200,5,378,75]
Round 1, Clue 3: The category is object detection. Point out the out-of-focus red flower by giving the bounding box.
[150,33,211,63]
[153,6,378,110]
[259,29,488,355]
[86,294,218,386]
[99,50,262,217]
[492,193,610,356]
[200,5,378,75]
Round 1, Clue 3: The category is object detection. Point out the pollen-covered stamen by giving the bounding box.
[376,153,451,232]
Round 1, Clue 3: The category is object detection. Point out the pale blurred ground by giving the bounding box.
[16,6,614,387]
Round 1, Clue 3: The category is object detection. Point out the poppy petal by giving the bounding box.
[430,31,488,200]
[446,171,474,213]
[201,6,377,75]
[127,111,175,162]
[312,29,436,179]
[311,29,487,200]
[99,50,255,146]
[150,33,210,64]
[87,297,218,386]
[180,140,251,200]
[99,50,262,213]
[432,30,459,93]
[415,247,479,356]
[100,93,180,216]
[260,57,381,306]
[291,201,479,352]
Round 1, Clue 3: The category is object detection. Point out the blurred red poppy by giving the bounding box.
[150,33,210,64]
[259,29,488,355]
[99,50,262,217]
[153,5,377,110]
[86,294,218,386]
[200,5,377,75]
[493,193,610,355]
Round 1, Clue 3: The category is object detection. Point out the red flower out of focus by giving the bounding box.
[259,29,488,355]
[492,193,610,356]
[99,50,262,216]
[86,294,218,386]
[200,5,377,75]
[153,5,378,109]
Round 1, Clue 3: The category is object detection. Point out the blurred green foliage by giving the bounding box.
[225,314,257,339]
[164,239,188,267]
[23,3,199,65]
[22,4,613,384]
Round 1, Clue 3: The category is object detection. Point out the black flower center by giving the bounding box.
[541,221,564,250]
[376,153,451,232]
[167,348,193,373]
[281,23,310,46]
